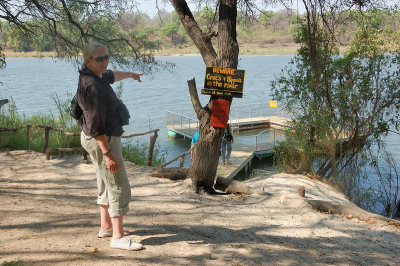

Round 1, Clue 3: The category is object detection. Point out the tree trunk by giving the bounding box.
[172,0,239,193]
[187,80,225,193]
[217,0,239,68]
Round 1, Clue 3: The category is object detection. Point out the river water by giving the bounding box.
[0,55,399,177]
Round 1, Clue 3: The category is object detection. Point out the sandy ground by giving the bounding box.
[0,150,399,265]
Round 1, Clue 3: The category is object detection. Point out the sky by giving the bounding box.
[136,1,174,17]
[135,0,303,18]
[135,0,399,18]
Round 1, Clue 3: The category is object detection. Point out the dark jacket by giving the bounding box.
[77,68,123,137]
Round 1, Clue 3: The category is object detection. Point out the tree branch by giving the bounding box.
[169,0,217,66]
[187,78,203,118]
[59,0,88,42]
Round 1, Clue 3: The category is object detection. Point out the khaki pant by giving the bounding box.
[80,131,131,217]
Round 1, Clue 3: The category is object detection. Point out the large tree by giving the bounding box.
[169,0,242,193]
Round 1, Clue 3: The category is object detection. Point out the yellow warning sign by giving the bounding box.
[269,100,278,108]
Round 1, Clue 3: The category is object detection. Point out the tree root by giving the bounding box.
[307,199,400,228]
[150,167,269,195]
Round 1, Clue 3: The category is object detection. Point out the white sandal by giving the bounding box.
[110,237,143,251]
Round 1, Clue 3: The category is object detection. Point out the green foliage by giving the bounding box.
[0,97,80,151]
[271,16,400,182]
[198,6,216,25]
[259,11,275,28]
[0,96,165,166]
[161,22,179,39]
[122,139,166,167]
[1,259,25,266]
[197,6,218,33]
[6,21,55,52]
[160,11,187,45]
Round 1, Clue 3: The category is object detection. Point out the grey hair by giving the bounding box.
[81,41,107,70]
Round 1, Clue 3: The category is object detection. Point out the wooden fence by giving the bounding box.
[160,145,195,168]
[0,125,159,166]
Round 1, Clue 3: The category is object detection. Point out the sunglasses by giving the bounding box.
[90,54,110,62]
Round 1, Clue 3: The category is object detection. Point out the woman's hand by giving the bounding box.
[105,152,119,173]
[112,70,144,82]
[95,134,118,173]
[130,72,144,82]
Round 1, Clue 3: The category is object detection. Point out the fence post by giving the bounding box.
[46,148,52,160]
[179,154,185,167]
[0,130,2,149]
[43,126,50,153]
[146,130,158,166]
[256,135,258,151]
[26,125,31,150]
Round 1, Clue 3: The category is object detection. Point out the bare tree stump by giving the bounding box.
[298,186,305,197]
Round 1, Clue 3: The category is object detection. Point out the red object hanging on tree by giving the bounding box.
[210,100,230,128]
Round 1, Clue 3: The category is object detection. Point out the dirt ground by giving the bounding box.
[0,150,399,265]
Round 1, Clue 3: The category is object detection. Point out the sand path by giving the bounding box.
[0,150,399,265]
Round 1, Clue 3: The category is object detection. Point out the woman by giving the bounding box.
[77,41,143,251]
[221,123,234,165]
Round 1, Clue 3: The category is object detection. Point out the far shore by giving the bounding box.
[3,44,301,58]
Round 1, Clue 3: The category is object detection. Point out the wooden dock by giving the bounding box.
[166,111,290,179]
[216,140,278,179]
[166,115,291,139]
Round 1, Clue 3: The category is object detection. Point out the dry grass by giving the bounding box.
[3,50,56,58]
[4,44,300,58]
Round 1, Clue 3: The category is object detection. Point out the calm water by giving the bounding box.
[0,55,294,164]
[1,55,399,171]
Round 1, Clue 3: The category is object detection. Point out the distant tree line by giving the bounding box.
[1,7,398,53]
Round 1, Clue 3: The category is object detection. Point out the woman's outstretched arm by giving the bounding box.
[112,70,143,82]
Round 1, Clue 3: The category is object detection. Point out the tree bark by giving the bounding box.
[187,80,224,193]
[217,0,239,68]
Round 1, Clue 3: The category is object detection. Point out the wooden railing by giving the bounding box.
[0,99,9,109]
[0,125,80,153]
[0,125,160,166]
[122,129,159,166]
[160,144,195,168]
